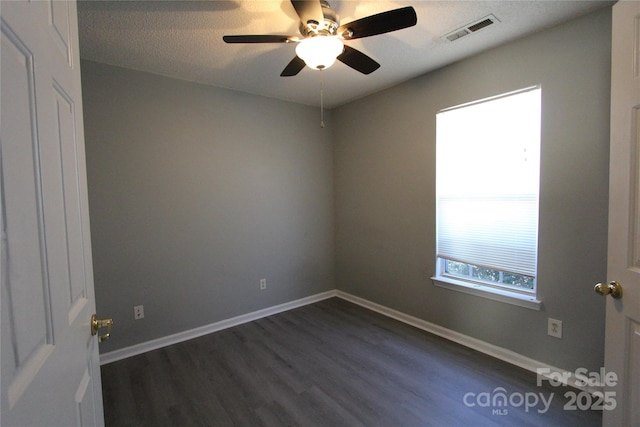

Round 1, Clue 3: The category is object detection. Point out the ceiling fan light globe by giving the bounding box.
[295,37,344,71]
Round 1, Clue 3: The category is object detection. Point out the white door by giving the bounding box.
[601,0,640,425]
[1,1,106,426]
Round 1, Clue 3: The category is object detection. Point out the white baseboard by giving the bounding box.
[100,288,598,393]
[335,291,601,393]
[99,290,337,365]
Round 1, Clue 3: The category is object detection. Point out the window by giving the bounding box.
[432,86,542,309]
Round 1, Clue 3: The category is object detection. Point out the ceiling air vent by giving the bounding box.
[443,14,500,42]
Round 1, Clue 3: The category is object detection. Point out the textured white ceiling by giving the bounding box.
[78,0,612,108]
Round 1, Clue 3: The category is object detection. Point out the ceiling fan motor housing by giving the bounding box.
[299,0,339,37]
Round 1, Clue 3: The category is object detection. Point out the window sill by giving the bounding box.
[431,276,542,311]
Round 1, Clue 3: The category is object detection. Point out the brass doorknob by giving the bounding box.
[91,314,113,342]
[594,281,623,299]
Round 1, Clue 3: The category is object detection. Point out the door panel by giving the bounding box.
[1,14,55,409]
[52,80,89,322]
[1,1,105,425]
[628,321,640,426]
[604,1,640,425]
[49,0,72,65]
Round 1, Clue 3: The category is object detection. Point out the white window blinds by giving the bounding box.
[436,87,541,278]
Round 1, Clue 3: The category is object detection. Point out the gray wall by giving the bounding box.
[81,61,335,353]
[82,6,612,371]
[333,8,611,372]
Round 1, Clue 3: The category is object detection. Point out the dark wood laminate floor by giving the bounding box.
[101,297,601,426]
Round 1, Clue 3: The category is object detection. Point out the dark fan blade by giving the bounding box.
[281,56,307,77]
[337,45,380,74]
[338,6,417,40]
[291,0,324,26]
[223,35,296,43]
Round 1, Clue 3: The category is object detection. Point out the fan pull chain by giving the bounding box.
[320,73,325,128]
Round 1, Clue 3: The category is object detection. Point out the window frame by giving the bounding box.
[431,86,543,310]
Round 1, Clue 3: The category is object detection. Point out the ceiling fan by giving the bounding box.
[223,0,417,76]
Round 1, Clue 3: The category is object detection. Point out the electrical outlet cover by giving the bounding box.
[134,305,144,320]
[548,318,562,339]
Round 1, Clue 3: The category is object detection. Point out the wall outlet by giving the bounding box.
[548,318,562,339]
[260,278,267,290]
[134,305,144,320]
